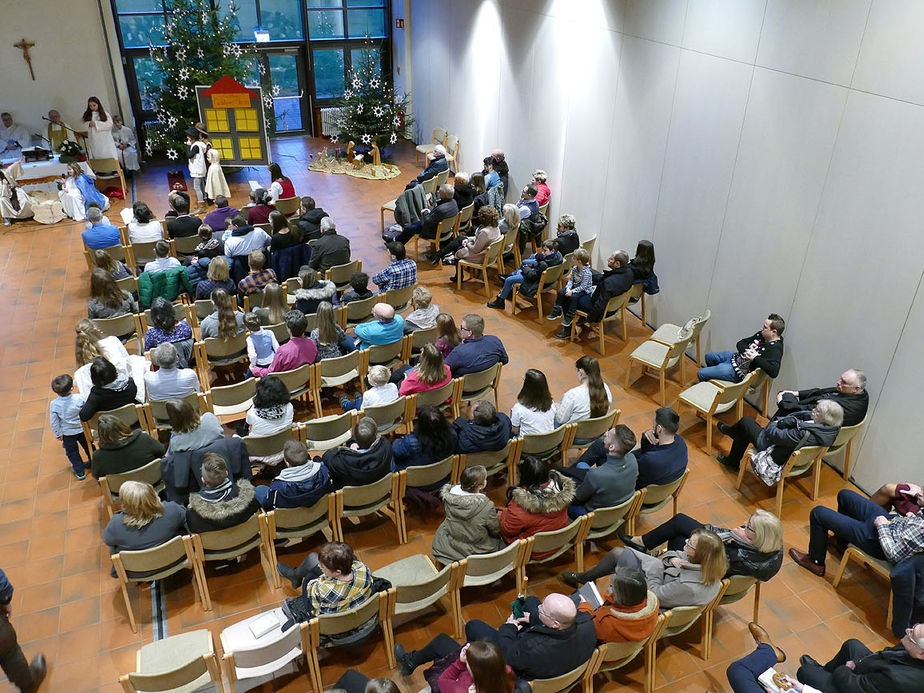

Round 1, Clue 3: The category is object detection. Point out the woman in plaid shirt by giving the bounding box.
[277,542,374,615]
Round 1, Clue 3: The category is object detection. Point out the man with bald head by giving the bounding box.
[46,110,76,151]
[464,592,597,680]
[774,369,869,427]
[352,302,405,350]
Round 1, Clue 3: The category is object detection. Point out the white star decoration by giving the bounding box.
[389,132,397,145]
[177,85,189,100]
[352,77,362,90]
[373,106,384,118]
[393,116,401,127]
[166,148,178,160]
[370,78,380,89]
[272,84,281,96]
[179,67,190,81]
[330,134,339,144]
[343,89,353,100]
[356,104,363,114]
[361,133,372,145]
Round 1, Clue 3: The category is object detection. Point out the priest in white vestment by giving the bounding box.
[0,113,32,155]
[111,115,140,171]
[0,160,35,224]
[81,97,118,160]
[46,110,76,152]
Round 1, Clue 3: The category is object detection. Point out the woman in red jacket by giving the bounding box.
[398,343,452,396]
[498,455,575,555]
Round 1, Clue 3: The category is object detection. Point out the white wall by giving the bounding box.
[408,0,924,493]
[0,0,132,138]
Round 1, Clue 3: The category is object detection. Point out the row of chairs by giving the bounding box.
[414,126,461,168]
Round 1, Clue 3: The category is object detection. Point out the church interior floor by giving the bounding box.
[0,136,893,692]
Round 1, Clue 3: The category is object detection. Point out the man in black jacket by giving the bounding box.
[308,217,351,273]
[395,184,459,248]
[322,417,393,490]
[165,193,201,238]
[464,592,597,680]
[577,250,633,323]
[773,369,868,427]
[186,454,261,534]
[296,196,328,242]
[698,314,785,382]
[452,400,512,453]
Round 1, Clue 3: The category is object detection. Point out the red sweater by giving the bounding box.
[398,364,452,396]
[438,658,514,693]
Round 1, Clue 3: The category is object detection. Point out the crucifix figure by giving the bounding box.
[14,38,35,80]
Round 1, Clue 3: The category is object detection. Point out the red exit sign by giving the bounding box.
[396,18,404,28]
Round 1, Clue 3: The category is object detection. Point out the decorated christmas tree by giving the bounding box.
[332,42,412,153]
[143,0,268,160]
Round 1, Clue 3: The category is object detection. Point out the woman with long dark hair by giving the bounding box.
[268,162,296,204]
[510,368,556,435]
[143,297,194,364]
[268,209,302,251]
[88,267,137,319]
[392,406,457,472]
[556,355,611,425]
[127,201,165,243]
[498,455,575,550]
[82,96,118,160]
[394,633,515,692]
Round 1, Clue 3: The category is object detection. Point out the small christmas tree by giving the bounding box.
[332,41,412,154]
[143,0,268,160]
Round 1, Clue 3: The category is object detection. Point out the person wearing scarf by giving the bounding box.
[186,453,261,534]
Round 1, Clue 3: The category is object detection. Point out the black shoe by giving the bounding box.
[716,454,737,470]
[487,297,506,309]
[29,654,47,689]
[546,309,563,321]
[394,643,417,677]
[498,273,511,281]
[800,654,821,668]
[276,563,302,590]
[560,571,583,588]
[554,327,570,339]
[618,533,647,552]
[717,421,731,435]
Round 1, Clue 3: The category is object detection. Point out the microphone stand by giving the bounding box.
[42,116,89,155]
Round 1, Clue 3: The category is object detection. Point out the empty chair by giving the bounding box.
[98,457,165,519]
[529,659,593,693]
[220,610,310,688]
[735,444,829,518]
[191,513,270,598]
[302,411,357,452]
[677,370,757,453]
[634,470,690,531]
[565,409,620,451]
[583,638,651,693]
[263,496,334,588]
[375,553,465,638]
[331,473,404,545]
[626,331,695,406]
[516,424,571,465]
[651,310,711,367]
[517,515,591,593]
[119,629,224,693]
[720,574,762,622]
[832,544,894,627]
[396,455,457,541]
[827,414,868,480]
[459,539,529,589]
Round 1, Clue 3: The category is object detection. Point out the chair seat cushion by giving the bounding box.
[678,381,720,411]
[650,324,681,343]
[374,554,437,586]
[138,629,214,692]
[630,340,670,367]
[382,200,397,211]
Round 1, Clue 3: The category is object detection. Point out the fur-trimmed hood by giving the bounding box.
[294,280,337,302]
[607,589,659,621]
[510,470,575,514]
[188,479,256,521]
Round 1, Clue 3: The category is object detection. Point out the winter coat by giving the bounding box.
[322,436,393,490]
[756,411,840,466]
[267,462,332,510]
[499,471,575,555]
[637,550,723,610]
[585,266,634,323]
[704,524,783,582]
[578,589,660,643]
[296,208,329,241]
[307,232,351,273]
[417,154,449,182]
[432,484,503,564]
[91,429,165,479]
[452,413,512,453]
[138,265,193,309]
[293,280,337,315]
[455,224,501,263]
[162,436,251,504]
[186,479,262,534]
[519,251,563,297]
[394,185,428,227]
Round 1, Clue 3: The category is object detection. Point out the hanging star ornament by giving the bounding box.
[361,133,372,145]
[329,134,339,144]
[370,77,380,89]
[272,84,281,96]
[166,148,178,160]
[179,67,190,81]
[389,132,397,145]
[356,104,363,114]
[373,106,384,118]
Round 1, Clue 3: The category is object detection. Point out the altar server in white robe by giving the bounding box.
[0,160,35,225]
[46,110,76,152]
[0,113,32,155]
[111,115,140,171]
[81,97,118,160]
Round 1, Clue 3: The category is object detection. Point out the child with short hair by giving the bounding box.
[244,312,279,375]
[254,439,331,510]
[340,271,374,304]
[340,365,399,412]
[548,248,592,334]
[49,374,91,479]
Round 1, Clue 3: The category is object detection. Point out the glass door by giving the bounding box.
[254,50,310,135]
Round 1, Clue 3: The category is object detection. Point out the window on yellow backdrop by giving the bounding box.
[239,137,263,160]
[205,108,229,132]
[212,137,234,159]
[235,108,259,131]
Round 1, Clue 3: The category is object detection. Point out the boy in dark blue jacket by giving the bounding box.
[255,440,331,510]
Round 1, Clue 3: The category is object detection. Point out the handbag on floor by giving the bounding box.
[749,431,810,486]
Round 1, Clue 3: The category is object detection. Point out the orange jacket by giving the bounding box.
[578,589,660,643]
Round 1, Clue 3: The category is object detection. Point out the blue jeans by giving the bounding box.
[808,489,888,564]
[341,395,363,412]
[499,271,524,299]
[726,644,778,693]
[568,504,588,519]
[254,484,272,509]
[62,432,90,475]
[697,350,740,382]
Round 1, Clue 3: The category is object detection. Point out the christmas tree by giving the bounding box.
[143,0,267,160]
[332,42,412,153]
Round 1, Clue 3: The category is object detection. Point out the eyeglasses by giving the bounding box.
[684,537,696,549]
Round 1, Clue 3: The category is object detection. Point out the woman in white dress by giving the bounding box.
[201,134,230,201]
[0,159,34,225]
[185,124,208,212]
[58,162,108,221]
[82,97,118,161]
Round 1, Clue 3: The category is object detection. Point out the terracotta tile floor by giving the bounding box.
[0,138,894,692]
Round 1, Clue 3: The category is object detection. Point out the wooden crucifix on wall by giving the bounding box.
[14,38,36,80]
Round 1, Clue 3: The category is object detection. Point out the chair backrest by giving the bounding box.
[528,515,585,559]
[148,392,201,427]
[436,214,457,243]
[130,240,162,265]
[123,651,215,692]
[195,513,262,560]
[345,294,379,324]
[139,302,187,333]
[171,234,201,255]
[520,423,569,457]
[434,168,450,188]
[93,313,139,341]
[481,236,505,267]
[595,638,647,673]
[103,457,163,497]
[457,202,475,231]
[318,350,361,379]
[529,660,588,693]
[539,262,566,290]
[832,415,867,448]
[242,291,266,312]
[383,284,415,311]
[458,439,514,480]
[209,377,257,415]
[265,321,290,344]
[580,235,597,260]
[600,287,634,320]
[243,427,296,457]
[366,338,405,368]
[421,176,437,198]
[269,495,331,537]
[272,362,315,397]
[115,274,138,295]
[194,299,215,320]
[570,408,620,444]
[87,403,143,438]
[275,196,301,215]
[461,539,526,585]
[340,472,395,510]
[459,363,501,399]
[406,325,439,356]
[641,469,689,510]
[412,378,455,410]
[715,371,757,409]
[391,559,454,612]
[587,489,645,536]
[362,395,407,432]
[432,127,447,145]
[403,456,455,490]
[502,221,519,255]
[784,445,827,478]
[722,574,758,603]
[313,591,384,636]
[445,133,459,156]
[225,619,307,673]
[663,336,693,369]
[116,534,190,580]
[303,411,355,450]
[326,260,362,289]
[203,332,248,359]
[688,309,712,341]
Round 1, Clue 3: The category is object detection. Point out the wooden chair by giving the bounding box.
[517,515,592,594]
[452,362,502,417]
[193,298,216,322]
[305,590,396,693]
[143,391,207,433]
[407,378,456,414]
[274,196,301,216]
[498,220,521,272]
[138,301,189,335]
[564,408,621,453]
[119,629,224,693]
[363,338,406,371]
[264,321,290,345]
[326,259,362,293]
[720,574,762,622]
[262,495,335,588]
[84,242,129,273]
[677,370,757,453]
[81,403,148,452]
[530,659,593,693]
[401,325,439,362]
[331,473,404,544]
[415,126,447,165]
[576,490,646,570]
[194,333,249,388]
[457,236,505,299]
[454,438,520,486]
[170,233,201,257]
[627,332,695,405]
[345,293,379,325]
[433,168,451,189]
[536,202,550,245]
[206,377,257,419]
[634,470,691,532]
[444,133,460,169]
[580,234,598,262]
[242,426,300,460]
[191,514,271,599]
[98,457,165,519]
[127,239,165,272]
[220,615,309,688]
[362,395,411,436]
[376,554,465,638]
[416,213,456,261]
[242,290,266,312]
[736,444,830,518]
[651,310,712,367]
[382,283,416,312]
[570,285,641,355]
[515,424,571,466]
[115,274,139,296]
[93,312,143,352]
[272,362,321,416]
[396,456,456,541]
[827,415,868,480]
[832,544,893,627]
[315,351,363,405]
[302,411,357,452]
[511,262,566,321]
[89,156,127,199]
[459,539,530,589]
[583,636,651,693]
[111,535,208,633]
[456,202,475,236]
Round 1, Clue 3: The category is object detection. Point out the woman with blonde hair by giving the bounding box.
[93,248,131,280]
[564,528,729,610]
[199,287,244,339]
[165,397,224,453]
[88,267,137,319]
[531,169,551,206]
[435,313,460,358]
[398,343,452,396]
[59,161,108,220]
[101,481,187,557]
[498,203,520,236]
[255,282,286,326]
[74,318,148,399]
[310,300,354,360]
[194,255,236,300]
